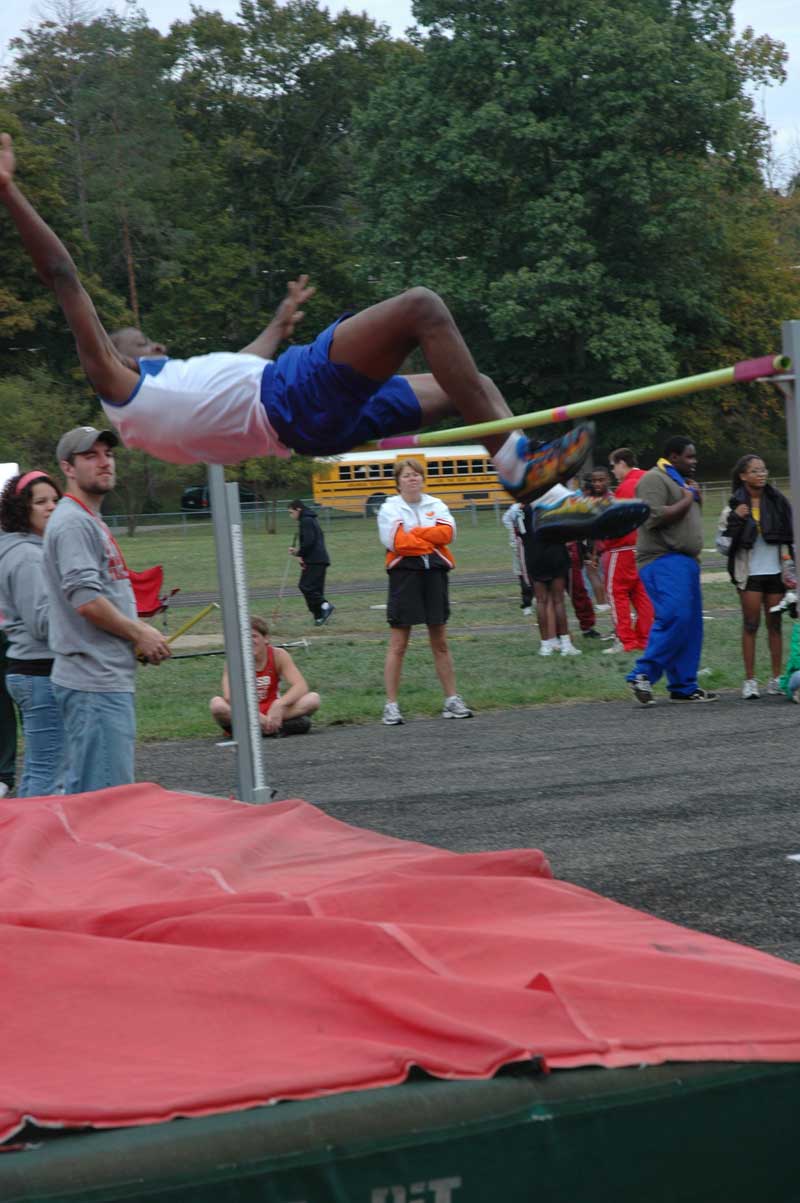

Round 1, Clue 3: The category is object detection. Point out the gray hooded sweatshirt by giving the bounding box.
[0,531,51,661]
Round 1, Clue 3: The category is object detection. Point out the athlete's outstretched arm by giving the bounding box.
[239,274,316,359]
[0,132,138,403]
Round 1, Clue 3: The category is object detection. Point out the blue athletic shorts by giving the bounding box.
[261,318,422,456]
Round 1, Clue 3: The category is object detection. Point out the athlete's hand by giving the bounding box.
[135,623,172,665]
[272,274,316,343]
[0,133,16,192]
[263,701,284,735]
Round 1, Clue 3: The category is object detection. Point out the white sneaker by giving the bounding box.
[559,638,582,656]
[767,677,782,695]
[595,603,611,612]
[742,679,760,699]
[792,688,800,705]
[0,782,9,798]
[539,640,555,656]
[522,606,533,616]
[382,701,404,725]
[602,638,625,655]
[442,694,473,719]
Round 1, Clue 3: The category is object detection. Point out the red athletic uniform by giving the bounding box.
[600,469,654,651]
[255,646,280,715]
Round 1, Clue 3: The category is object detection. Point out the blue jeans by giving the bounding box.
[5,673,65,797]
[626,554,703,697]
[51,685,135,795]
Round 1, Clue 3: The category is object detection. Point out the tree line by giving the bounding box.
[1,0,799,525]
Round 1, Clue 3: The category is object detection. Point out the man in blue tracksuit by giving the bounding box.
[625,436,719,706]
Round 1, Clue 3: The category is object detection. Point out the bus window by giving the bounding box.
[339,466,352,480]
[369,464,382,478]
[354,465,367,479]
[469,460,484,474]
[426,461,440,475]
[457,460,469,475]
[485,461,497,474]
[383,464,394,478]
[442,461,454,476]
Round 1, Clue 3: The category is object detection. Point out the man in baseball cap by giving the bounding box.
[55,426,118,464]
[42,425,170,794]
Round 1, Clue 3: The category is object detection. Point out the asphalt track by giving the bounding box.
[137,692,800,965]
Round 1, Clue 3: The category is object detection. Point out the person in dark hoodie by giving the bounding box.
[715,454,794,699]
[0,470,65,795]
[287,500,334,626]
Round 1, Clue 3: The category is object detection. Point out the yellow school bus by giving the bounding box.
[311,445,506,514]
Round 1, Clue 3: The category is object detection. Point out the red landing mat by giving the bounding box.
[2,785,800,1143]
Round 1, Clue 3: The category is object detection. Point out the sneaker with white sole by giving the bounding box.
[559,637,581,656]
[382,701,404,725]
[669,688,719,703]
[522,606,533,616]
[628,673,654,706]
[442,694,473,719]
[742,678,760,699]
[533,492,650,544]
[602,638,625,655]
[767,677,783,695]
[497,424,594,504]
[539,640,555,656]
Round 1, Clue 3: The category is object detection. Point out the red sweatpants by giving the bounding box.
[567,542,596,633]
[604,548,654,650]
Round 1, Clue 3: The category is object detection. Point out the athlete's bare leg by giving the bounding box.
[329,289,510,454]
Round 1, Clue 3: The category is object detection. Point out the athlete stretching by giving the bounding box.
[0,131,647,538]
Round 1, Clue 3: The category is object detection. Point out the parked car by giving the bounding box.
[180,484,257,511]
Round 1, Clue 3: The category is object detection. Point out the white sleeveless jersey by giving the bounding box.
[100,353,290,465]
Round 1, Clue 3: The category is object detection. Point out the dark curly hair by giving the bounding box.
[0,472,63,533]
[730,454,763,494]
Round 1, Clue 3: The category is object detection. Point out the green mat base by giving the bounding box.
[2,1062,798,1203]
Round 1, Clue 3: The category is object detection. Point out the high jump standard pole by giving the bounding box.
[208,464,272,804]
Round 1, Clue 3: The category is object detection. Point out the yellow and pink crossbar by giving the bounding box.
[363,354,791,451]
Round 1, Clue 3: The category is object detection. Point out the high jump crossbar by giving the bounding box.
[361,354,792,451]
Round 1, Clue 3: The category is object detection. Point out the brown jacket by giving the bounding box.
[634,466,704,570]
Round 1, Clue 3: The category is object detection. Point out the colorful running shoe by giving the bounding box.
[498,423,594,503]
[533,493,650,544]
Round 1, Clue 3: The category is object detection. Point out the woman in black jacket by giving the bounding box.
[715,455,794,699]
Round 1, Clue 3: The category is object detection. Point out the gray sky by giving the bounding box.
[1,0,797,172]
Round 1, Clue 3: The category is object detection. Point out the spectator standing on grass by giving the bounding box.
[378,458,472,725]
[43,427,172,793]
[501,502,533,615]
[210,615,320,737]
[579,473,609,608]
[0,631,16,798]
[715,454,794,699]
[288,500,334,627]
[521,485,582,658]
[601,448,654,656]
[626,436,718,706]
[0,470,64,796]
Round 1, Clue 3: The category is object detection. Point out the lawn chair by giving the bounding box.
[128,566,180,632]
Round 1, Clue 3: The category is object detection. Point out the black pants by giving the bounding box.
[0,634,17,790]
[298,563,328,619]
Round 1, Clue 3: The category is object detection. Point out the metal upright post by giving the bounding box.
[208,465,272,804]
[781,322,800,555]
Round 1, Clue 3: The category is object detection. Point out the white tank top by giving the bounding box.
[100,353,290,465]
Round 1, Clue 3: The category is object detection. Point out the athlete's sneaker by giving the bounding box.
[792,687,800,705]
[498,423,594,504]
[669,688,719,702]
[522,606,533,616]
[382,701,404,725]
[533,492,650,544]
[767,677,783,695]
[442,694,473,719]
[629,673,654,706]
[742,678,760,699]
[315,602,335,626]
[280,715,312,736]
[602,638,625,655]
[539,640,556,656]
[558,636,581,656]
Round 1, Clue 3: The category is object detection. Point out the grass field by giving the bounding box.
[115,495,795,740]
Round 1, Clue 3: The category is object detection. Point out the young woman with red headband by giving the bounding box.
[0,470,64,795]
